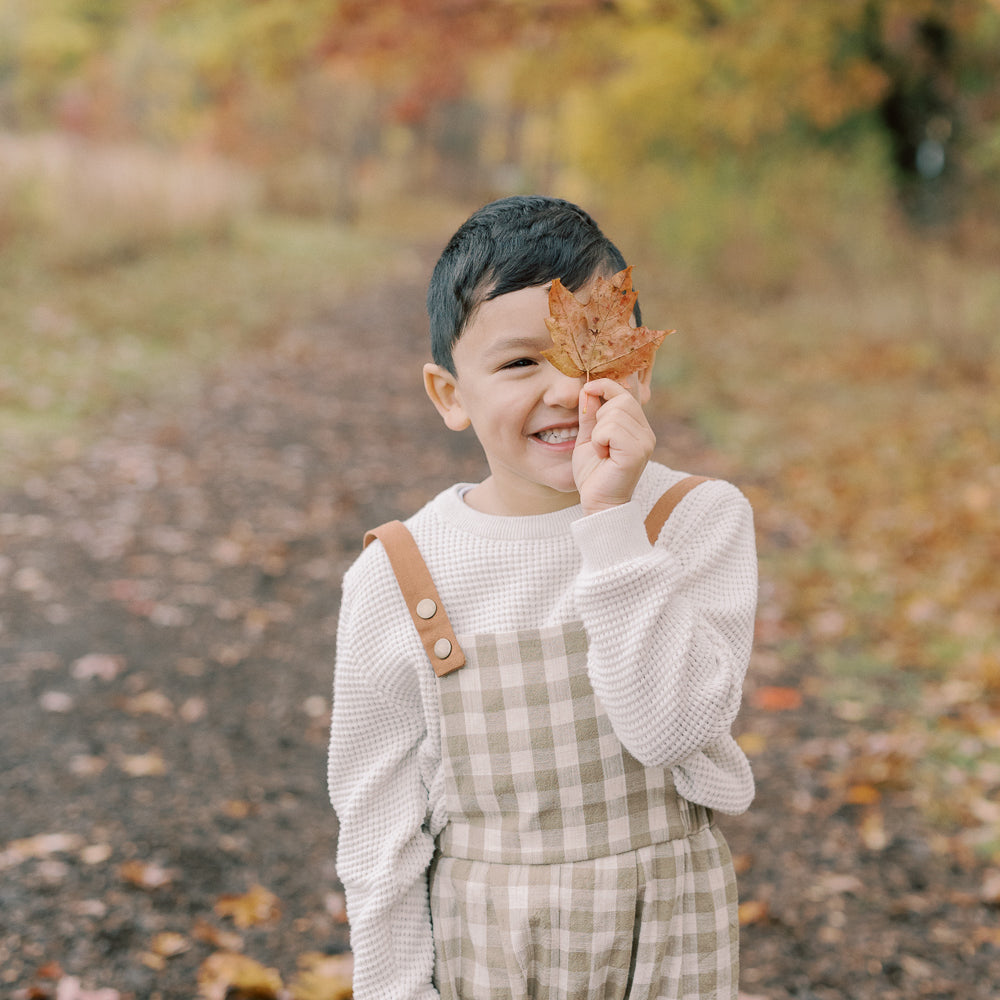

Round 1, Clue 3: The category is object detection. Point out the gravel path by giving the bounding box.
[1,272,997,999]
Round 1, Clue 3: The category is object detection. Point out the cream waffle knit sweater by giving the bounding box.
[327,462,757,1000]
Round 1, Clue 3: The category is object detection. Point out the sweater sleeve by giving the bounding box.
[327,564,440,1000]
[570,479,758,813]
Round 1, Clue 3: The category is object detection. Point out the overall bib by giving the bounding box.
[365,478,739,1000]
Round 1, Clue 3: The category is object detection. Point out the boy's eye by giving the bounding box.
[502,358,536,370]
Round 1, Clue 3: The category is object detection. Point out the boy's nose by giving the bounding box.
[543,368,585,408]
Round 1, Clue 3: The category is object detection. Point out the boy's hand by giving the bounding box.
[573,376,655,517]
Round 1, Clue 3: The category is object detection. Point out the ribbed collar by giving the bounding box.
[429,483,585,541]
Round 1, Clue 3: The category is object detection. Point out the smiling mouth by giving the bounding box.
[535,427,578,444]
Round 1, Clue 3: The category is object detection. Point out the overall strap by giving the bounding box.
[364,521,466,676]
[364,474,711,676]
[644,475,712,544]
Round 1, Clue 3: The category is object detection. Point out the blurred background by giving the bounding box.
[1,0,999,995]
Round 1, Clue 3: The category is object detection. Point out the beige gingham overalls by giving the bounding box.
[366,477,739,1000]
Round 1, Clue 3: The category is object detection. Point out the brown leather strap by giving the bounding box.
[363,521,466,676]
[644,475,712,544]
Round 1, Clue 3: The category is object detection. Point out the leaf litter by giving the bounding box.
[0,270,997,999]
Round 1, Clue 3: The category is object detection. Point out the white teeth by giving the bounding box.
[536,428,577,444]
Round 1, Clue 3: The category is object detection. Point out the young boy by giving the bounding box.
[328,196,757,999]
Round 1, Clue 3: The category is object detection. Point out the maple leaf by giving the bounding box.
[214,884,282,928]
[542,266,672,382]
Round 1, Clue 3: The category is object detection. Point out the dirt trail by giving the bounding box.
[1,271,997,999]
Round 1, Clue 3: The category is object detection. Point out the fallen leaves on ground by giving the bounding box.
[120,859,177,890]
[149,931,191,958]
[21,965,122,1000]
[3,254,998,999]
[749,686,803,712]
[289,952,354,1000]
[52,978,121,1000]
[118,751,168,777]
[1,832,84,867]
[196,953,283,1000]
[737,899,770,926]
[117,689,174,717]
[71,653,126,681]
[214,884,282,928]
[192,917,244,952]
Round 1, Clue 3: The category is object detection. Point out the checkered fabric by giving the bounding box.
[431,621,739,999]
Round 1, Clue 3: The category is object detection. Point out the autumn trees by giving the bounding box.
[1,1,997,221]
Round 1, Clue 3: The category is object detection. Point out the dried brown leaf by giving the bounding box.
[214,884,282,928]
[845,783,882,806]
[542,266,671,382]
[737,899,770,925]
[71,653,126,681]
[150,931,191,958]
[120,859,176,890]
[289,952,354,1000]
[191,917,244,952]
[119,690,174,718]
[325,891,348,923]
[4,832,85,863]
[981,867,1000,905]
[39,690,74,713]
[750,686,803,712]
[858,806,889,851]
[48,977,120,1000]
[197,952,283,1000]
[119,751,167,777]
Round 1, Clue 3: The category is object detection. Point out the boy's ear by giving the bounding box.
[423,363,471,431]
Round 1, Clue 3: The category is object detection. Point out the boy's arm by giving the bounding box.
[328,587,440,1000]
[571,478,757,808]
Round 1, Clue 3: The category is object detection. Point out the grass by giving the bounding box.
[0,216,395,480]
[0,134,404,484]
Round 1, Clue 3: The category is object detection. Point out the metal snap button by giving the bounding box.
[415,598,437,620]
[433,637,452,660]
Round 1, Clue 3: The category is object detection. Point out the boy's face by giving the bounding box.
[423,282,651,517]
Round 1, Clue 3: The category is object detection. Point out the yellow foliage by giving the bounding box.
[13,11,97,75]
[554,23,711,182]
[236,0,336,80]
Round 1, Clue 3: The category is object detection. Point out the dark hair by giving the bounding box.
[426,195,640,374]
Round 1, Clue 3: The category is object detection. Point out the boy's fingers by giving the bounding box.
[577,378,646,464]
[583,375,641,404]
[579,377,641,428]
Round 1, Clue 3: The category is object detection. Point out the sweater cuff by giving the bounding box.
[571,500,651,573]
